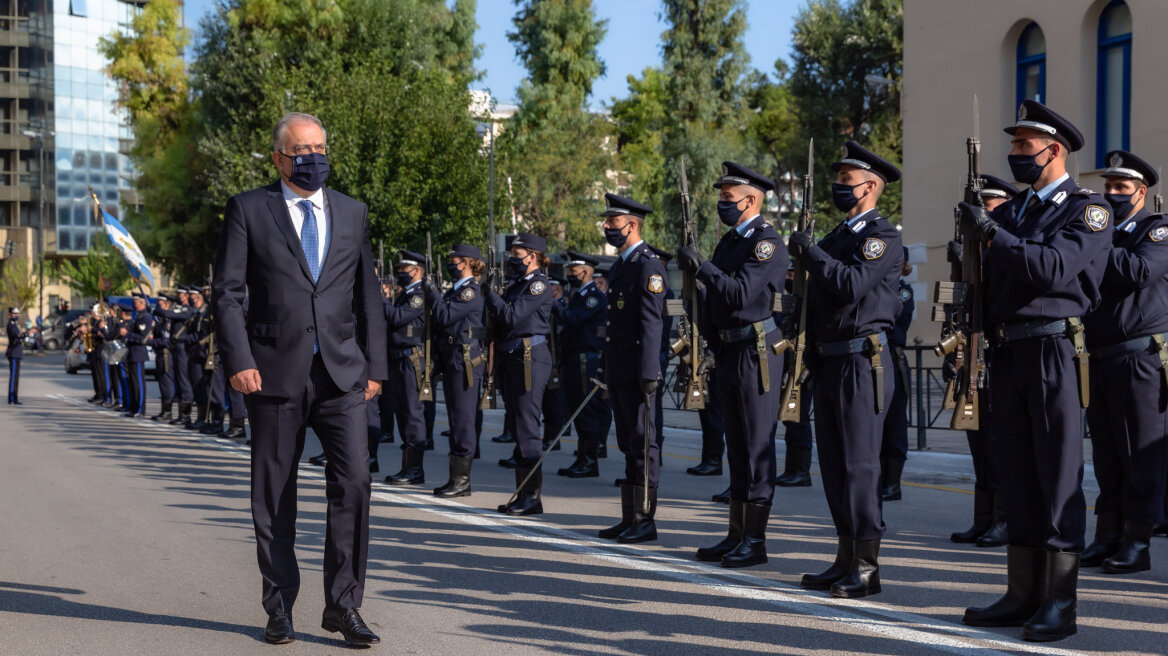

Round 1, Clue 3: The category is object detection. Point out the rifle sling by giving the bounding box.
[865,334,884,414]
[1066,317,1089,409]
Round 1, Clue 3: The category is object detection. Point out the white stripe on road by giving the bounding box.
[50,393,1087,656]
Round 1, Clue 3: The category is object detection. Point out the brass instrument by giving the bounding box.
[81,333,96,354]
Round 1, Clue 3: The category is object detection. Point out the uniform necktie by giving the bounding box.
[1016,192,1041,226]
[298,199,320,353]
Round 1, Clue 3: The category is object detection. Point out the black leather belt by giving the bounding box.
[718,317,778,344]
[1091,333,1167,360]
[815,332,887,357]
[990,319,1068,345]
[445,326,486,345]
[501,334,546,353]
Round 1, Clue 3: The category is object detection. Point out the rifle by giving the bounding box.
[1156,167,1163,213]
[419,232,435,402]
[667,157,707,409]
[933,95,985,430]
[774,139,815,422]
[479,212,499,409]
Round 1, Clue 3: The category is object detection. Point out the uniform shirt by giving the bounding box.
[184,304,213,359]
[124,309,155,362]
[6,317,24,359]
[555,280,606,355]
[483,270,553,341]
[428,276,484,349]
[804,209,903,343]
[603,241,667,381]
[985,176,1111,325]
[1084,208,1168,347]
[386,280,425,349]
[153,304,193,350]
[887,279,914,347]
[281,180,330,271]
[696,215,789,331]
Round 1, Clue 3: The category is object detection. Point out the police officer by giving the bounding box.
[777,266,813,488]
[425,243,486,497]
[6,307,24,404]
[957,101,1111,642]
[76,314,104,403]
[677,164,788,566]
[169,286,196,426]
[597,195,667,542]
[384,250,429,485]
[555,252,613,479]
[541,276,568,452]
[1081,150,1168,575]
[151,293,189,422]
[484,232,554,516]
[122,293,155,417]
[788,141,902,598]
[183,286,217,430]
[949,174,1018,548]
[879,248,914,501]
[116,305,135,411]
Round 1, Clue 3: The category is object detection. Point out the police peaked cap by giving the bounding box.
[447,243,482,260]
[397,250,425,267]
[713,161,776,192]
[565,251,600,267]
[511,232,547,253]
[598,193,653,219]
[647,243,673,263]
[1102,150,1159,187]
[979,174,1020,199]
[186,285,204,295]
[7,307,18,314]
[1005,100,1084,152]
[831,140,902,182]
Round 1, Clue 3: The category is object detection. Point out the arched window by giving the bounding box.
[1017,22,1046,107]
[1097,0,1132,166]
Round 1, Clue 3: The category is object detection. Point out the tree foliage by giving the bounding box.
[609,67,667,238]
[0,253,39,314]
[54,241,134,302]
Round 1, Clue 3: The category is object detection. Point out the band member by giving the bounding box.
[120,293,154,418]
[424,243,486,497]
[170,285,196,426]
[384,250,429,485]
[483,232,554,516]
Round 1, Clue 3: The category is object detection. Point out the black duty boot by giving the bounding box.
[498,467,543,516]
[1022,551,1078,642]
[151,403,173,422]
[434,455,473,498]
[219,418,247,440]
[1153,521,1168,537]
[186,406,208,431]
[600,484,635,539]
[721,502,770,568]
[801,537,854,590]
[711,485,731,504]
[687,442,723,476]
[385,447,425,485]
[380,431,395,443]
[776,445,812,487]
[696,500,744,562]
[307,452,327,466]
[170,402,191,426]
[976,492,1009,547]
[1102,520,1153,574]
[617,486,658,544]
[559,439,599,478]
[491,430,514,443]
[830,539,881,598]
[879,457,905,501]
[201,413,225,435]
[963,545,1043,626]
[498,455,519,469]
[952,487,992,543]
[367,457,379,473]
[1081,512,1123,566]
[424,435,435,451]
[597,441,608,459]
[543,437,561,451]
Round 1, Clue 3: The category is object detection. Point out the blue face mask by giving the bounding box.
[1104,192,1135,219]
[604,223,630,248]
[279,151,330,192]
[831,182,870,212]
[716,197,748,226]
[394,271,413,288]
[506,255,528,277]
[445,262,462,280]
[1007,144,1052,185]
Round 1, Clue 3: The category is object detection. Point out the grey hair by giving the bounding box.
[272,112,327,151]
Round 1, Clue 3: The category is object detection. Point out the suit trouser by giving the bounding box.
[365,398,380,461]
[989,336,1086,551]
[246,354,370,615]
[562,351,611,448]
[716,340,783,504]
[880,351,909,461]
[1086,348,1168,525]
[389,355,426,452]
[500,343,551,466]
[6,356,19,401]
[227,386,247,420]
[812,351,892,541]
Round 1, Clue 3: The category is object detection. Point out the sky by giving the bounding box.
[182,0,803,110]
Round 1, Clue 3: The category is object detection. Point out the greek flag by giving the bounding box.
[102,209,154,290]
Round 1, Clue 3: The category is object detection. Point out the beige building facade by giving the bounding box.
[902,0,1167,343]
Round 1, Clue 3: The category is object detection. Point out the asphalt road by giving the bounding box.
[0,356,1164,655]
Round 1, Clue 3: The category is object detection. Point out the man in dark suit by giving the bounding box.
[6,306,24,404]
[212,112,388,647]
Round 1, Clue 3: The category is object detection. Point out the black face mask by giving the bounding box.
[506,256,528,277]
[716,198,748,226]
[278,151,330,192]
[604,223,631,248]
[831,182,870,212]
[1104,192,1136,219]
[1007,144,1053,185]
[445,262,463,280]
[394,271,413,288]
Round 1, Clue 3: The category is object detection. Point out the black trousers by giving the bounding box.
[716,340,784,504]
[126,360,147,414]
[6,356,19,402]
[109,362,124,405]
[542,375,568,441]
[389,355,426,452]
[609,373,664,488]
[89,354,103,397]
[965,394,999,502]
[499,343,551,466]
[156,347,175,406]
[365,398,381,461]
[698,367,726,456]
[173,347,193,403]
[1086,348,1168,525]
[245,354,370,615]
[881,350,909,461]
[562,351,611,448]
[441,353,483,459]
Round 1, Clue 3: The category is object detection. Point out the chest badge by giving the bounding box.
[755,240,775,261]
[586,296,599,309]
[647,274,665,294]
[862,238,886,260]
[1084,205,1110,232]
[530,280,547,295]
[1150,226,1168,242]
[898,288,912,302]
[460,286,476,301]
[616,294,625,310]
[409,295,423,309]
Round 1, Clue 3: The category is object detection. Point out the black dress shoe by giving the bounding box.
[441,429,452,437]
[307,453,327,466]
[368,457,380,474]
[491,431,515,443]
[321,607,379,646]
[379,432,395,443]
[263,610,295,644]
[498,456,518,469]
[597,443,608,458]
[686,461,723,476]
[711,485,731,504]
[976,522,1008,548]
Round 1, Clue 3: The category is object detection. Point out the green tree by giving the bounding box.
[789,0,903,222]
[0,253,39,314]
[498,0,614,251]
[54,242,134,302]
[744,60,805,233]
[609,67,668,240]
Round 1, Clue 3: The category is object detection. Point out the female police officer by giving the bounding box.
[483,232,554,516]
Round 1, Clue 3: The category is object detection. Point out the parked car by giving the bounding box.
[65,337,156,376]
[38,309,89,351]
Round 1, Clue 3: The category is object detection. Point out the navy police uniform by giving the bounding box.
[6,309,24,404]
[123,293,155,416]
[384,251,428,485]
[170,285,196,424]
[541,277,569,450]
[878,260,913,501]
[1082,150,1168,573]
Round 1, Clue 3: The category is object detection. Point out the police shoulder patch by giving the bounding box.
[1150,226,1168,242]
[459,286,476,301]
[755,240,776,261]
[530,280,547,295]
[647,274,665,294]
[1084,205,1110,231]
[862,238,886,260]
[409,294,423,309]
[898,287,912,302]
[585,296,599,308]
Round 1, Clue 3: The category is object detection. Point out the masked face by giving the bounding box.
[716,195,750,227]
[276,151,330,192]
[507,251,531,276]
[1007,139,1055,185]
[394,269,415,287]
[831,181,872,212]
[604,219,633,248]
[446,259,464,280]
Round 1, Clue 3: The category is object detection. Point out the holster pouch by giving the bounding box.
[865,334,884,414]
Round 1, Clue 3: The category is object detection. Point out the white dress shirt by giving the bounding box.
[280,180,330,270]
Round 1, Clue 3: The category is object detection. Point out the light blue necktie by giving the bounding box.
[298,199,320,353]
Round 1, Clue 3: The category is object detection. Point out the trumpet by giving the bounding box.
[81,333,96,354]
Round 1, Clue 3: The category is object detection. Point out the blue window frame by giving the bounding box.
[1097,0,1132,167]
[1017,22,1046,108]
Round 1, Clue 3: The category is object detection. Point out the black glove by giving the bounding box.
[942,359,958,383]
[640,378,659,396]
[676,245,705,273]
[788,230,813,257]
[946,240,963,266]
[421,275,437,295]
[958,202,999,239]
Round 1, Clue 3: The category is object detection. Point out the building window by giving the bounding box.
[69,0,88,17]
[1097,0,1132,166]
[1016,22,1046,107]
